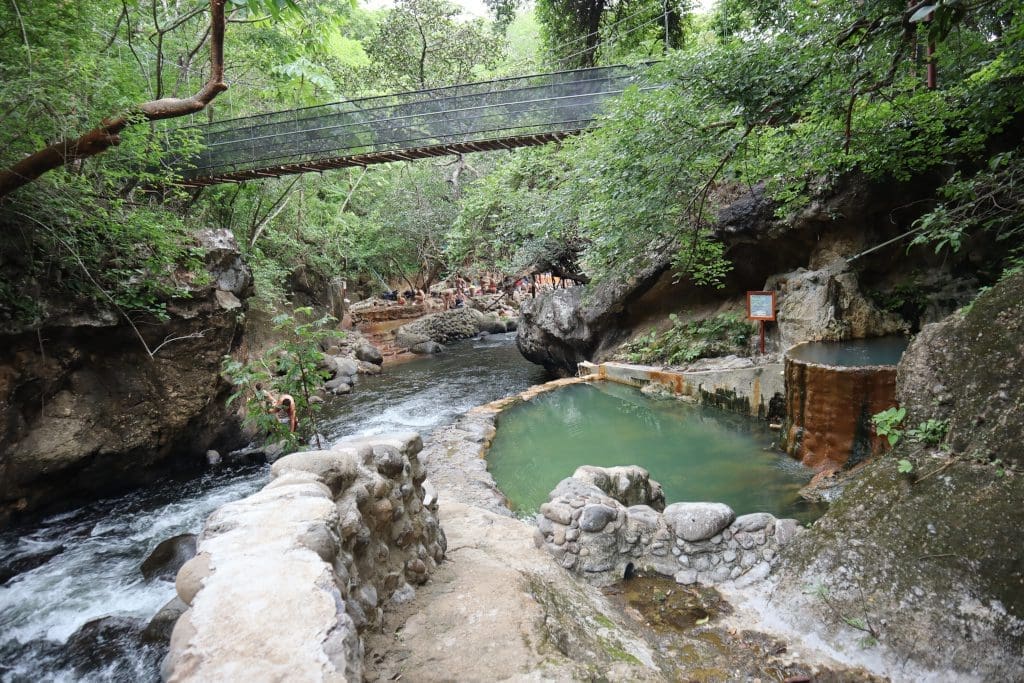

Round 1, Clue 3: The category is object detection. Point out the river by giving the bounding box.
[0,332,546,682]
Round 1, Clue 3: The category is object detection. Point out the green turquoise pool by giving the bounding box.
[486,382,827,524]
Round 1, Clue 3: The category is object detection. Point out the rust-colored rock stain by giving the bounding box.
[649,370,686,395]
[781,357,897,469]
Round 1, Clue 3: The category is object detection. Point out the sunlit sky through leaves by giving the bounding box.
[362,0,717,22]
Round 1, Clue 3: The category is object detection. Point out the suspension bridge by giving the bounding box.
[170,64,651,187]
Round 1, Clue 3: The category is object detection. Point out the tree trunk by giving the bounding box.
[0,0,228,200]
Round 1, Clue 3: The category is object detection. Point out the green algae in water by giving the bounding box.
[487,382,826,523]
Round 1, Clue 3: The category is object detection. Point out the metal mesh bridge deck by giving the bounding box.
[171,64,648,187]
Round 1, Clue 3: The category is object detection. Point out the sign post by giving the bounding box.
[745,291,777,355]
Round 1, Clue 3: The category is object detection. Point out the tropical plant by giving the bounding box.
[872,407,907,448]
[221,308,337,451]
[619,312,753,366]
[908,418,949,447]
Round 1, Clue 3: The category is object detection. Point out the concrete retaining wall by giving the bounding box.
[578,361,785,420]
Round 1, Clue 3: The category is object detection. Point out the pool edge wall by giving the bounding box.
[577,361,784,420]
[779,347,897,470]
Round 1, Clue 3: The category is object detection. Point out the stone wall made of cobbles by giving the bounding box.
[536,465,802,587]
[164,432,444,681]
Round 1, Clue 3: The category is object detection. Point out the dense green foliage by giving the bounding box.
[366,0,504,89]
[456,0,1024,287]
[1,0,1021,326]
[0,2,209,325]
[617,312,753,365]
[534,0,688,67]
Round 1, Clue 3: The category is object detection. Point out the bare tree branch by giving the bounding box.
[9,0,32,68]
[149,328,210,356]
[250,177,300,249]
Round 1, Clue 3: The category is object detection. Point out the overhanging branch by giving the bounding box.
[0,0,228,199]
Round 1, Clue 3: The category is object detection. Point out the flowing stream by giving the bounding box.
[0,332,546,682]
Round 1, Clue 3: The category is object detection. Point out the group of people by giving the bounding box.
[367,272,578,314]
[381,288,428,305]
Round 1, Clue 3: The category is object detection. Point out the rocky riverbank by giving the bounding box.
[0,229,252,527]
[160,265,1024,680]
[166,376,884,680]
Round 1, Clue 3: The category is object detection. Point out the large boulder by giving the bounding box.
[355,342,383,366]
[767,261,907,352]
[410,341,445,355]
[395,308,484,347]
[897,270,1024,465]
[767,272,1024,680]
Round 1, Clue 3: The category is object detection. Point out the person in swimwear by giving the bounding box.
[273,394,298,433]
[256,383,297,433]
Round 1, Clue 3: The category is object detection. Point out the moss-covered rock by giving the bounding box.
[768,273,1024,680]
[898,270,1024,467]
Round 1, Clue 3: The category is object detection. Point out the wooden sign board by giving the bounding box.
[746,291,776,321]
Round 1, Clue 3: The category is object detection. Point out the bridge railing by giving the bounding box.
[165,64,650,182]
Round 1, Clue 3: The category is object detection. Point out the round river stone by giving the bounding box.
[663,502,735,542]
[578,504,617,532]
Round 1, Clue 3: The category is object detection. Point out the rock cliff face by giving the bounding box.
[765,272,1024,680]
[896,271,1024,466]
[517,258,668,376]
[515,176,976,375]
[768,262,906,352]
[0,229,251,526]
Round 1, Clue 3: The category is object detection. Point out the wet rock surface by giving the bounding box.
[140,533,196,582]
[602,576,884,682]
[62,616,152,675]
[142,597,188,644]
[0,543,64,585]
